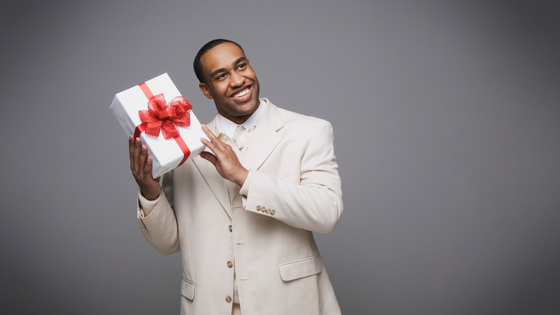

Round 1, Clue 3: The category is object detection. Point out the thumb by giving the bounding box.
[200,152,218,165]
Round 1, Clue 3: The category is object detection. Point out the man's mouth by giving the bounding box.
[232,85,252,100]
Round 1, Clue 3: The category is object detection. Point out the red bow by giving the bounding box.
[138,94,192,139]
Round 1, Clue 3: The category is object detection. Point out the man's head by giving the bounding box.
[193,39,244,84]
[194,39,260,124]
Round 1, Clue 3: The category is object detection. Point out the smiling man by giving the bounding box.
[129,39,343,315]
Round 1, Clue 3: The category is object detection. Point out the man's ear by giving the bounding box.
[199,83,213,100]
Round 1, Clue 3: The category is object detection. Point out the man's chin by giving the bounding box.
[233,95,259,111]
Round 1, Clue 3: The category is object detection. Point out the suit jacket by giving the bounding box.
[138,98,343,315]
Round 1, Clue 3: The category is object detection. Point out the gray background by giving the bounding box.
[1,0,559,314]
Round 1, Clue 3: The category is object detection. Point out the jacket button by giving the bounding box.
[226,296,232,303]
[227,261,233,268]
[271,209,276,215]
[256,205,262,212]
[228,225,232,232]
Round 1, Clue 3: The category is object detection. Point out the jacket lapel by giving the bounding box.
[190,99,284,219]
[192,116,232,218]
[242,99,284,171]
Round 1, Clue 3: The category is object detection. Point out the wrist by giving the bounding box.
[141,187,160,201]
[234,168,249,187]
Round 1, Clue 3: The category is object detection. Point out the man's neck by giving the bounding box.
[218,99,265,139]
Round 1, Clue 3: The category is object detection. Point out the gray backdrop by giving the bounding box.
[1,0,559,314]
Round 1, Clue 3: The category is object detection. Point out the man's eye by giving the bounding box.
[217,73,226,80]
[238,63,246,69]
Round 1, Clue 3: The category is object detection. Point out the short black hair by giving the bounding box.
[193,39,245,83]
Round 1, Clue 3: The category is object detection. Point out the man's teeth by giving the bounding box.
[234,88,249,97]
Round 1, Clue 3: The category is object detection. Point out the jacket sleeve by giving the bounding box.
[137,171,180,255]
[240,121,343,234]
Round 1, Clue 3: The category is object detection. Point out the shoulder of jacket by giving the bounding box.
[276,105,330,128]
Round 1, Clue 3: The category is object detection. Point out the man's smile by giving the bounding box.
[231,85,252,102]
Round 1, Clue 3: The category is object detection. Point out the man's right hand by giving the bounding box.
[129,135,161,200]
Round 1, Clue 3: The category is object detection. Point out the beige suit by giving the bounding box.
[138,99,343,315]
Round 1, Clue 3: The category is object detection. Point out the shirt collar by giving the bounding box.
[217,99,265,139]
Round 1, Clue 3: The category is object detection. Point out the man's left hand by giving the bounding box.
[200,124,249,187]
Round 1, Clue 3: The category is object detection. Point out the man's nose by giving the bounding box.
[230,71,244,87]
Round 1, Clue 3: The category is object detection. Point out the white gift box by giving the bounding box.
[110,73,207,178]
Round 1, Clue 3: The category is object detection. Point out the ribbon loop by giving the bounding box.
[138,94,192,139]
[134,82,192,169]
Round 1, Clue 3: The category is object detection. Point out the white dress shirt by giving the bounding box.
[217,99,264,140]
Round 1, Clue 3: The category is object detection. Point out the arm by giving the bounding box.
[129,135,179,255]
[200,121,343,234]
[241,121,343,233]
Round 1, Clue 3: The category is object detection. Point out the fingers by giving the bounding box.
[133,139,141,173]
[136,145,150,180]
[128,135,135,169]
[127,135,161,199]
[199,125,247,185]
[139,144,148,167]
[201,124,233,158]
[201,124,216,141]
[143,155,153,175]
[128,135,150,179]
[201,124,224,151]
[129,135,140,173]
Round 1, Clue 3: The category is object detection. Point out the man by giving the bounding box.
[129,39,343,315]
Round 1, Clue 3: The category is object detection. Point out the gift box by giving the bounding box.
[110,73,207,178]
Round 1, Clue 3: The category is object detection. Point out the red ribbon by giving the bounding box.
[134,82,192,167]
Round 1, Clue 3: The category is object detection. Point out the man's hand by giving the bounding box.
[129,135,161,200]
[200,124,249,187]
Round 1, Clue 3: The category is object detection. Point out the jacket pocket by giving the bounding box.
[278,255,323,281]
[181,278,195,300]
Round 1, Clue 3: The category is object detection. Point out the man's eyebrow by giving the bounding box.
[210,68,226,78]
[234,57,247,65]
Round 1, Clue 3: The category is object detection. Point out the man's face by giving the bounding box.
[199,42,260,124]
